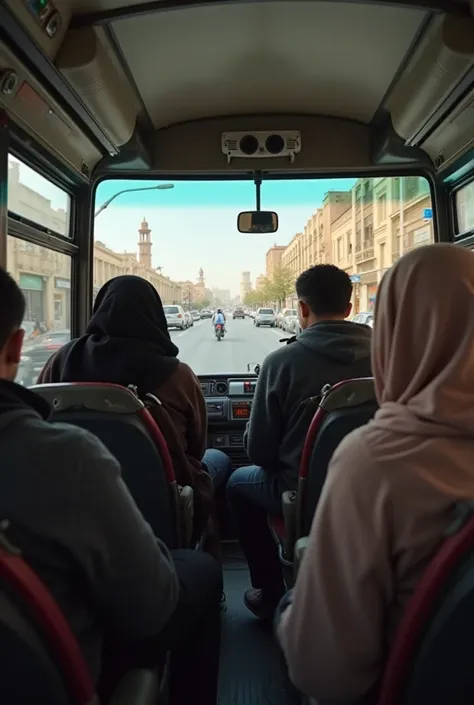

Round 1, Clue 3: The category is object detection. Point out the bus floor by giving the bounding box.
[218,541,300,705]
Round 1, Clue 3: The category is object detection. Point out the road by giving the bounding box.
[169,317,284,374]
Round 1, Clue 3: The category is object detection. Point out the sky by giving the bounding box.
[11,156,357,295]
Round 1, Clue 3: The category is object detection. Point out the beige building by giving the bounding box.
[240,271,252,302]
[278,176,433,312]
[212,288,232,305]
[7,161,183,329]
[255,274,266,290]
[177,269,213,307]
[265,245,286,278]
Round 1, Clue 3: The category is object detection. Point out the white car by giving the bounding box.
[254,307,276,327]
[191,310,201,321]
[164,304,186,329]
[352,312,374,328]
[280,309,297,331]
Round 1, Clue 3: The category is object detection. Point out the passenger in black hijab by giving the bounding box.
[38,276,179,393]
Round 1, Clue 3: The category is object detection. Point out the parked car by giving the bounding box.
[352,312,374,328]
[254,307,276,327]
[233,307,245,319]
[280,309,297,331]
[164,304,186,329]
[184,311,193,328]
[286,316,300,334]
[200,308,212,319]
[20,330,71,387]
[191,310,201,321]
[283,314,298,333]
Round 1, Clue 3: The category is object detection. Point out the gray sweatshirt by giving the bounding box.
[0,380,179,682]
[245,321,372,491]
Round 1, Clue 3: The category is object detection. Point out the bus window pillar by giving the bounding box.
[0,110,8,269]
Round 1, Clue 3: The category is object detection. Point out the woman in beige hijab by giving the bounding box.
[277,243,474,704]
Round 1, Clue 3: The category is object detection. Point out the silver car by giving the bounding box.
[280,309,297,331]
[164,304,186,330]
[254,307,276,327]
[352,312,374,328]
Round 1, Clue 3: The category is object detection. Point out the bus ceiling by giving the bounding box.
[0,1,474,179]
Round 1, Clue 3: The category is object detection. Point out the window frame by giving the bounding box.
[2,121,89,341]
[451,175,474,240]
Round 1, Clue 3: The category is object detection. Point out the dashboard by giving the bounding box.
[198,374,258,459]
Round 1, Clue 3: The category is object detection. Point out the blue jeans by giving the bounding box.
[202,448,233,490]
[227,465,285,596]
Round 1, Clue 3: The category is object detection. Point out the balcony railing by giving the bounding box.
[355,247,375,264]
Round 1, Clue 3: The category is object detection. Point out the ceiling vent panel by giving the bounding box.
[221,131,301,163]
[56,27,138,148]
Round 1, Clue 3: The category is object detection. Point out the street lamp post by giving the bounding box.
[94,183,174,217]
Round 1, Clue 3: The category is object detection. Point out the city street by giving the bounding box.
[169,317,285,374]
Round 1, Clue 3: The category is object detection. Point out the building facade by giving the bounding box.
[274,176,433,312]
[265,245,286,278]
[7,161,183,329]
[240,271,252,302]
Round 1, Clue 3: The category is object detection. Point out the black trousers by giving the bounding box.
[98,549,223,705]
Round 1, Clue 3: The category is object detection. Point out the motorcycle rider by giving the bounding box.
[212,309,226,335]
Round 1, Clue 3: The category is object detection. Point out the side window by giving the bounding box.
[8,155,71,238]
[7,155,73,387]
[7,237,72,387]
[455,181,474,236]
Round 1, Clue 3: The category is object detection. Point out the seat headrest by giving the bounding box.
[30,383,144,414]
[320,377,376,412]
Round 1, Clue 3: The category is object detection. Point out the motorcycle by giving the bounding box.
[215,323,224,341]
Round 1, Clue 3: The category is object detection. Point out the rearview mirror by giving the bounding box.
[237,211,278,234]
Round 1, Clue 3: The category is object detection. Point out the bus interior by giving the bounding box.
[1,0,474,703]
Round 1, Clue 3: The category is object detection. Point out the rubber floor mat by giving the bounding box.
[218,545,301,705]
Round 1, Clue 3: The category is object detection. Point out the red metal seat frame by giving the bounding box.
[0,542,95,704]
[378,511,474,704]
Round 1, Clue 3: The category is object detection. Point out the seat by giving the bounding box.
[378,507,474,705]
[295,509,474,705]
[268,378,377,579]
[31,382,192,549]
[0,532,168,704]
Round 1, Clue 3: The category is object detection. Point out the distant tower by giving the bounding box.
[138,217,152,269]
[198,268,205,286]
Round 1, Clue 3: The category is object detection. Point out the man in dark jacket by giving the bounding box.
[0,267,222,703]
[227,264,372,619]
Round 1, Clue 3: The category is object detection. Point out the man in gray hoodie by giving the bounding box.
[227,264,372,619]
[0,267,221,703]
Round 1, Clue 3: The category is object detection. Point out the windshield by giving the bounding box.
[91,176,434,374]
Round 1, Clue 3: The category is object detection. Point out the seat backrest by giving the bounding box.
[0,542,95,705]
[298,378,377,536]
[378,511,474,705]
[31,383,179,548]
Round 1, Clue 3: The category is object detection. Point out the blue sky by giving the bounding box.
[93,177,357,293]
[96,177,357,209]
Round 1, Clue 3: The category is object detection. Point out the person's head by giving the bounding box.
[88,275,171,345]
[295,264,353,330]
[0,268,25,381]
[373,244,474,420]
[217,308,222,314]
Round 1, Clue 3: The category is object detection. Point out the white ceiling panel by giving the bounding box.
[111,1,427,128]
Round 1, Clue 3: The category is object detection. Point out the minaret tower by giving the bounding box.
[198,267,205,286]
[138,217,152,269]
